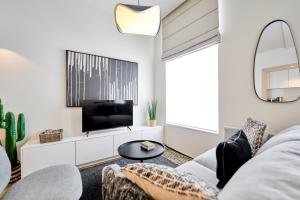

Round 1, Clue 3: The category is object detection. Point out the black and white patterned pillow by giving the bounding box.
[243,118,267,156]
[122,163,219,200]
[102,164,152,200]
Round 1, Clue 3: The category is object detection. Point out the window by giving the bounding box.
[165,45,218,133]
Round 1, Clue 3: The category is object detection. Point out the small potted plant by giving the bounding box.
[0,98,26,184]
[147,100,157,127]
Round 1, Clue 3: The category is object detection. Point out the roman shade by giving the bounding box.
[162,0,220,60]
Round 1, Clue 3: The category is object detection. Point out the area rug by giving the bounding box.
[79,155,178,200]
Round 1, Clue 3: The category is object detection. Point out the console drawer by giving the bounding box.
[76,136,113,165]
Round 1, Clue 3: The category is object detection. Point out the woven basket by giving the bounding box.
[9,161,21,184]
[39,129,63,143]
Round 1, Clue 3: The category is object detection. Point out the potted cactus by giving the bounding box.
[0,99,5,146]
[0,98,26,184]
[147,100,158,127]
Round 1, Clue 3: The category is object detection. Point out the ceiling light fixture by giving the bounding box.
[114,0,161,36]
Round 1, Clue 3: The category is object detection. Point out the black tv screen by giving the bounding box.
[82,100,133,132]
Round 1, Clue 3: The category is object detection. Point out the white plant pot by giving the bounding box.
[0,128,5,148]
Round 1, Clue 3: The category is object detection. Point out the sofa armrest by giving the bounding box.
[191,127,240,172]
[193,148,217,172]
[102,164,152,200]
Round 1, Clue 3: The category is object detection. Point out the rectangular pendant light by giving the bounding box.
[115,3,161,36]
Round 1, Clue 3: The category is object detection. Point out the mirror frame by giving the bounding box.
[253,19,300,103]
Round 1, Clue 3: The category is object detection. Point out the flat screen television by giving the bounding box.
[82,100,133,132]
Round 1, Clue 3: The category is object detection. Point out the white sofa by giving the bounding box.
[176,125,300,200]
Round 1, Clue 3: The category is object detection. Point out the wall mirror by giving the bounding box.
[254,20,300,102]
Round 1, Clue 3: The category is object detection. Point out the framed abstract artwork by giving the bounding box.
[66,50,138,107]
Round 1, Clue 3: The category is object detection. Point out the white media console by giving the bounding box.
[21,126,163,177]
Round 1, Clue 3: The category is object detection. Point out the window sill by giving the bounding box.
[165,123,219,134]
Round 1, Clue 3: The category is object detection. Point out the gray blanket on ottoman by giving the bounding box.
[102,164,152,200]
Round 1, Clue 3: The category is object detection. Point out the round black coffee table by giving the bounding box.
[118,140,165,163]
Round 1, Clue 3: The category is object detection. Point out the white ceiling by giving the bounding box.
[83,0,185,17]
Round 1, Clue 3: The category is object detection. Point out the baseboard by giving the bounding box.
[78,156,121,170]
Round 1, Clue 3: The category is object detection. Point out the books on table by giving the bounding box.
[141,141,155,151]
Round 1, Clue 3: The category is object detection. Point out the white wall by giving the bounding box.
[219,0,300,137]
[0,0,155,138]
[155,0,300,157]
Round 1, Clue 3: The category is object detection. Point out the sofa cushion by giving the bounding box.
[218,128,300,200]
[216,130,252,189]
[122,163,219,200]
[193,148,216,172]
[3,165,82,200]
[257,125,300,155]
[243,118,267,156]
[176,161,218,187]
